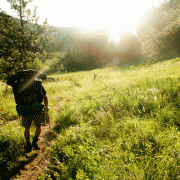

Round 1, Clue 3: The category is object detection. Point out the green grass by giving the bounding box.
[0,120,25,178]
[1,57,180,179]
[40,57,180,179]
[0,82,17,122]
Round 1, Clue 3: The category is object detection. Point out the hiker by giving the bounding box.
[6,69,49,152]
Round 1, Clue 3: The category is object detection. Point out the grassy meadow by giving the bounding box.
[0,57,180,179]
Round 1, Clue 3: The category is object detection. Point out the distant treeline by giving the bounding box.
[137,0,180,61]
[0,0,180,79]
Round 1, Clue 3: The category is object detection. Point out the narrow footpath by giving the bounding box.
[14,123,57,180]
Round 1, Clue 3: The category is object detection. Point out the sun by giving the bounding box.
[108,29,122,43]
[108,25,137,43]
[110,33,121,43]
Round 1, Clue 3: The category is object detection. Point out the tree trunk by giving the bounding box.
[19,0,27,69]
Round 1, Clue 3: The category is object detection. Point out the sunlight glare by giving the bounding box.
[110,32,120,43]
[1,0,160,43]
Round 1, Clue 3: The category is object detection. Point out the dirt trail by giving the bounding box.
[15,123,57,180]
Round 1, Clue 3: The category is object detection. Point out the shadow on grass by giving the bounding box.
[53,116,78,133]
[0,152,38,180]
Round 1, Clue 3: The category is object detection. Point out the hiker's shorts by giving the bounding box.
[22,114,45,128]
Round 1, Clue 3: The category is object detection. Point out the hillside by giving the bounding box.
[0,57,180,179]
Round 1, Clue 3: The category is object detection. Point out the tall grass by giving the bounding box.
[0,57,180,179]
[38,58,180,179]
[0,82,17,122]
[0,120,25,178]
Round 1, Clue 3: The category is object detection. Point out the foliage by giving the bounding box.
[78,32,111,63]
[61,49,104,72]
[117,32,141,63]
[137,0,180,61]
[0,12,24,79]
[45,53,65,74]
[0,0,54,80]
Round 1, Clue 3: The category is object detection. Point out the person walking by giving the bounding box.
[6,69,49,152]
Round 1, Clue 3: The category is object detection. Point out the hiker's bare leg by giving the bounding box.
[24,128,32,152]
[32,126,41,150]
[24,128,30,143]
[35,126,41,137]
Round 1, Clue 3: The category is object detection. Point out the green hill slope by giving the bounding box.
[41,57,180,179]
[1,57,180,179]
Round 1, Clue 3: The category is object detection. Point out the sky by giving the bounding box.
[1,0,161,41]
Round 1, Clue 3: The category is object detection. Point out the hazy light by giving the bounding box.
[1,0,160,42]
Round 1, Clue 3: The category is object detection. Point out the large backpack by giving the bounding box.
[7,70,47,116]
[14,80,45,116]
[13,80,44,105]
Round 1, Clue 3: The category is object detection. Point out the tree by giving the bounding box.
[7,0,53,67]
[155,0,180,60]
[0,11,22,79]
[117,32,141,63]
[6,0,34,68]
[78,32,111,64]
[0,0,55,79]
[136,0,180,60]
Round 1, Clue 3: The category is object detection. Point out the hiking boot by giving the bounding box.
[32,136,40,150]
[25,141,32,153]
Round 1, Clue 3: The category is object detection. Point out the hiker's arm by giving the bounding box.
[44,94,50,124]
[44,93,49,111]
